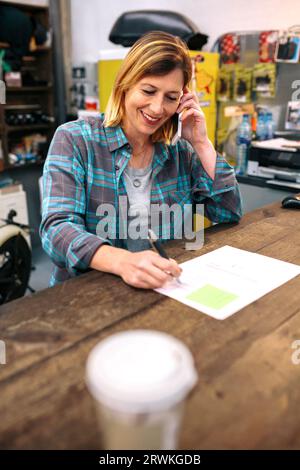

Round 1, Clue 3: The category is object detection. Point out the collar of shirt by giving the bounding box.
[102,113,171,172]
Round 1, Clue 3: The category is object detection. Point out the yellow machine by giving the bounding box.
[98,49,129,114]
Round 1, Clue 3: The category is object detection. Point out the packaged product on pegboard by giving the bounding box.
[259,31,278,63]
[220,33,240,64]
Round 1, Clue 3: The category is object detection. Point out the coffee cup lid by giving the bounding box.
[86,330,198,413]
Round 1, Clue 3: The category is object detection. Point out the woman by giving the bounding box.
[40,32,242,289]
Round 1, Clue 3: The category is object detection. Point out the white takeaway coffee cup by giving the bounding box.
[85,329,198,450]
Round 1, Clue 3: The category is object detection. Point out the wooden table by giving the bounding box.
[1,201,300,450]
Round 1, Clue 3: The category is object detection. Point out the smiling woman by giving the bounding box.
[105,31,191,145]
[40,31,242,289]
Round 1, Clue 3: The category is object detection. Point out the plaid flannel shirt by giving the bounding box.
[40,114,242,286]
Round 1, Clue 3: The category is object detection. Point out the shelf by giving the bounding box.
[0,0,53,171]
[4,123,54,133]
[2,160,45,173]
[7,160,44,170]
[33,45,51,53]
[6,86,53,93]
[0,46,50,56]
[22,56,37,62]
[2,104,41,111]
[0,2,49,12]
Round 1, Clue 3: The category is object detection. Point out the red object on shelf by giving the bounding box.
[4,72,22,87]
[85,96,99,111]
[220,33,240,64]
[259,31,278,63]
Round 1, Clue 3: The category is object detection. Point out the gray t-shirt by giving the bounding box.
[123,163,152,252]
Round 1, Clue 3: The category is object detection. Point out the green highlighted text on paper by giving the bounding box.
[186,284,238,310]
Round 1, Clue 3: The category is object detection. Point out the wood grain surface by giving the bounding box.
[0,201,300,449]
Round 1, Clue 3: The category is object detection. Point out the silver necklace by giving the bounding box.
[130,145,153,188]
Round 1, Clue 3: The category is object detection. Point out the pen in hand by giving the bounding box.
[148,229,182,285]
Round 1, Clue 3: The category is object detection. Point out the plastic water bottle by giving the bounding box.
[236,114,251,175]
[265,112,275,140]
[256,112,267,141]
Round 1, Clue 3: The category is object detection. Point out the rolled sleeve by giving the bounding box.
[40,125,110,279]
[190,146,243,223]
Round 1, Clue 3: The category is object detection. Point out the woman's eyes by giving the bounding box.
[142,89,154,95]
[142,90,178,101]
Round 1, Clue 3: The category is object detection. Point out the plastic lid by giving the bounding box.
[86,330,198,413]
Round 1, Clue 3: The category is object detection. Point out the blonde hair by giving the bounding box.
[104,31,192,143]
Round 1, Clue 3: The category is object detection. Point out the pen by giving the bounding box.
[148,229,182,284]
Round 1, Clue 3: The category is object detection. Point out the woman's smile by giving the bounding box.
[140,110,162,126]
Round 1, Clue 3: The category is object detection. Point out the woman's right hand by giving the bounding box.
[116,250,182,289]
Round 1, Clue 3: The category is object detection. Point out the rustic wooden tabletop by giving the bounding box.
[0,201,300,449]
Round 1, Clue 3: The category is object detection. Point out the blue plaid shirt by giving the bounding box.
[40,114,242,286]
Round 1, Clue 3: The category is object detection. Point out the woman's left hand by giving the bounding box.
[176,87,209,147]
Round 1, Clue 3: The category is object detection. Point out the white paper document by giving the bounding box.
[156,246,300,320]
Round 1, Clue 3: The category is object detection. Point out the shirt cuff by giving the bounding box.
[70,234,112,273]
[210,155,237,196]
